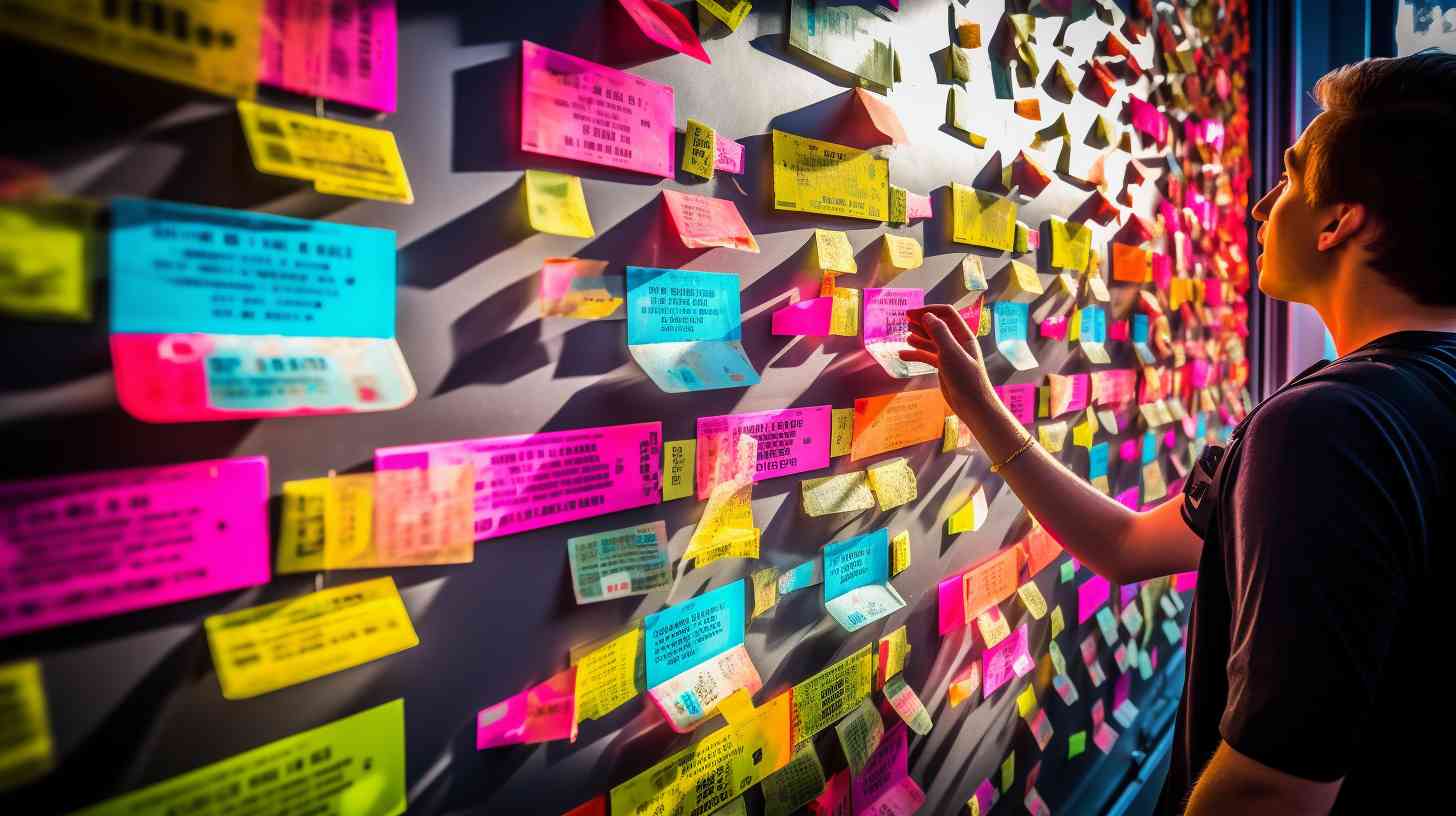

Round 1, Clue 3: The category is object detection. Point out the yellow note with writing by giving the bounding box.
[1005,259,1044,301]
[889,185,908,224]
[866,457,917,511]
[663,440,696,501]
[1051,605,1066,638]
[952,183,1017,250]
[830,286,860,336]
[683,119,717,180]
[976,607,1011,647]
[890,531,911,576]
[882,234,923,271]
[773,130,888,222]
[1049,218,1092,270]
[802,471,875,517]
[1073,408,1096,448]
[275,473,376,574]
[878,625,910,687]
[1017,581,1048,619]
[0,659,53,793]
[0,198,95,322]
[0,0,261,99]
[205,577,419,700]
[830,407,855,457]
[790,644,874,742]
[689,480,760,567]
[572,626,644,723]
[237,100,414,203]
[525,169,595,237]
[752,567,779,618]
[813,228,857,274]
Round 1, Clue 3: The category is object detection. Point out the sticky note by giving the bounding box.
[958,20,983,47]
[522,41,675,177]
[884,674,933,735]
[906,192,933,219]
[943,415,973,452]
[976,606,1011,647]
[984,624,1034,697]
[540,258,624,319]
[791,643,874,742]
[567,521,670,604]
[962,255,989,293]
[1072,305,1112,365]
[1017,581,1048,619]
[852,87,909,145]
[889,186,909,224]
[877,626,911,691]
[0,198,95,321]
[996,383,1037,424]
[237,100,412,202]
[0,659,52,793]
[625,266,758,392]
[663,439,696,501]
[969,778,997,816]
[1,0,261,99]
[1004,260,1044,303]
[863,288,935,378]
[851,388,948,461]
[1016,683,1039,720]
[761,742,826,816]
[687,438,760,567]
[752,567,780,618]
[835,698,885,775]
[1038,421,1069,453]
[779,558,823,595]
[0,457,270,639]
[260,0,397,111]
[948,660,981,708]
[787,0,895,89]
[772,296,833,336]
[644,581,745,687]
[696,406,830,498]
[853,723,926,815]
[1142,460,1168,503]
[1069,730,1087,758]
[801,471,876,516]
[867,458,917,511]
[715,134,745,174]
[205,577,417,700]
[890,531,911,576]
[683,118,718,179]
[947,487,988,534]
[946,87,986,146]
[563,797,607,816]
[75,700,404,816]
[994,301,1038,371]
[477,667,578,749]
[571,626,644,723]
[1001,752,1016,793]
[824,528,905,632]
[698,0,752,31]
[948,43,971,82]
[952,184,1017,250]
[881,234,922,271]
[1112,242,1152,283]
[1049,218,1092,270]
[773,129,888,221]
[524,169,595,238]
[828,407,856,457]
[661,189,759,252]
[812,228,857,273]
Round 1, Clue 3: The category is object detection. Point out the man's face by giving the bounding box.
[1251,118,1331,304]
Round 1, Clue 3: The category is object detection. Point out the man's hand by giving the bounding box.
[898,303,997,431]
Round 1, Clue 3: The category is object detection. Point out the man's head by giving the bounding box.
[1252,50,1456,307]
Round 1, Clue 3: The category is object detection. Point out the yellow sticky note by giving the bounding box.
[953,183,1017,250]
[1049,218,1091,270]
[878,626,911,685]
[1050,605,1066,639]
[943,415,974,452]
[813,228,857,274]
[1001,752,1016,792]
[1142,460,1168,503]
[663,439,696,501]
[1017,581,1048,620]
[683,118,717,180]
[0,198,95,322]
[572,626,644,723]
[1016,683,1039,719]
[698,0,752,31]
[1038,421,1069,453]
[801,471,876,517]
[831,408,855,457]
[947,487,988,534]
[752,567,779,618]
[524,169,595,238]
[761,742,826,816]
[773,130,888,222]
[719,688,757,725]
[205,577,420,700]
[237,100,413,203]
[830,286,860,336]
[889,185,908,224]
[882,234,923,271]
[1005,259,1044,302]
[790,644,874,742]
[963,255,989,292]
[1073,412,1095,448]
[890,531,911,576]
[0,0,261,100]
[0,659,53,793]
[976,606,1011,647]
[866,457,917,511]
[275,473,376,574]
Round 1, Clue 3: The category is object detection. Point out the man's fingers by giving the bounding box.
[897,348,940,368]
[909,304,972,344]
[906,332,937,352]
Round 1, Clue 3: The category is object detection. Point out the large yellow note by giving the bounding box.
[952,183,1017,250]
[525,169,595,238]
[773,130,888,221]
[789,643,874,742]
[237,100,414,203]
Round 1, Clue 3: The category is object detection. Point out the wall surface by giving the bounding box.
[0,1,1246,814]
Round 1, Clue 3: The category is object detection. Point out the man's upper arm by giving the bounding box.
[1220,383,1412,782]
[1125,494,1204,582]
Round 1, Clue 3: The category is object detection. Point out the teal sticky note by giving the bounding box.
[626,266,759,393]
[643,579,746,687]
[1079,305,1107,343]
[779,559,822,594]
[1142,431,1159,465]
[1162,618,1183,646]
[1088,442,1110,479]
[110,197,396,338]
[1096,606,1120,646]
[1060,560,1076,583]
[823,528,890,600]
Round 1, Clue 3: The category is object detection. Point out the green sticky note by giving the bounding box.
[1061,560,1076,583]
[74,700,406,816]
[1000,752,1015,792]
[1069,730,1086,758]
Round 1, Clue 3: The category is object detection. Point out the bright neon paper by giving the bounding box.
[850,723,925,816]
[823,528,904,632]
[626,266,759,393]
[993,301,1038,371]
[863,288,935,378]
[995,383,1037,424]
[1078,574,1111,624]
[259,0,397,112]
[616,0,710,63]
[982,624,1033,697]
[696,406,831,499]
[0,457,270,638]
[521,41,675,178]
[477,668,578,748]
[374,422,662,542]
[644,580,746,687]
[661,190,759,253]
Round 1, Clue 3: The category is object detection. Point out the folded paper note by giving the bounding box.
[644,580,761,731]
[994,301,1038,371]
[800,472,871,517]
[864,288,935,378]
[540,258,624,319]
[696,406,831,498]
[238,100,412,202]
[477,667,578,748]
[525,169,595,238]
[662,189,760,252]
[953,184,1017,250]
[824,528,905,632]
[786,0,895,90]
[626,266,759,392]
[867,458,917,511]
[1071,305,1111,364]
[617,0,710,62]
[567,521,671,604]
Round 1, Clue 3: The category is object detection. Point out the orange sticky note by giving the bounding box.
[661,189,760,252]
[1111,243,1151,283]
[851,88,909,146]
[851,388,949,461]
[1014,99,1042,120]
[964,547,1020,622]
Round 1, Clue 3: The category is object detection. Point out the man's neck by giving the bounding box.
[1317,264,1456,356]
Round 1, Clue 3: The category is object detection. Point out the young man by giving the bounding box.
[900,51,1456,814]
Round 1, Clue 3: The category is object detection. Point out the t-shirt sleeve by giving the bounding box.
[1219,382,1413,782]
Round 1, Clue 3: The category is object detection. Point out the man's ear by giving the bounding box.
[1315,203,1367,252]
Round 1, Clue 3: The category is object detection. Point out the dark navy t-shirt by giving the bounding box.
[1159,331,1456,813]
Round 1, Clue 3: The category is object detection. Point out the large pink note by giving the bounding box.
[375,422,663,542]
[476,667,578,749]
[616,0,711,63]
[259,0,398,112]
[1078,574,1111,624]
[982,624,1032,697]
[995,383,1037,424]
[520,41,676,178]
[696,407,831,499]
[0,457,271,638]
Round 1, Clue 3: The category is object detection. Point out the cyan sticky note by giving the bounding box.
[1142,431,1158,465]
[626,266,745,344]
[643,579,746,687]
[823,528,891,600]
[1080,306,1107,343]
[1089,442,1110,479]
[110,197,396,338]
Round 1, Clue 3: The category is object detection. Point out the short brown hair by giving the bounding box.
[1303,50,1456,305]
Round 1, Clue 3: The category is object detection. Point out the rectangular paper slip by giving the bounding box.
[0,457,270,639]
[626,266,759,393]
[237,100,412,203]
[696,406,830,499]
[0,659,53,793]
[863,288,935,378]
[259,0,397,111]
[850,388,948,461]
[567,521,671,604]
[772,129,888,222]
[643,580,746,688]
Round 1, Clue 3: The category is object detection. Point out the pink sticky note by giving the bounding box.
[1114,672,1132,712]
[660,189,759,252]
[1118,439,1138,462]
[0,457,270,639]
[1110,319,1130,342]
[521,41,675,178]
[1091,369,1137,407]
[1127,95,1167,145]
[1152,253,1173,291]
[1078,575,1110,625]
[995,383,1038,424]
[615,0,710,63]
[772,297,832,336]
[1066,374,1090,413]
[1189,359,1213,389]
[906,192,933,220]
[1164,430,1177,449]
[851,723,926,816]
[1040,314,1068,340]
[696,407,831,499]
[476,667,578,749]
[863,288,931,378]
[983,624,1031,697]
[1173,570,1198,592]
[259,0,397,112]
[1092,698,1105,728]
[375,422,663,541]
[938,572,968,635]
[1093,722,1119,752]
[817,768,851,814]
[1205,278,1226,307]
[714,135,744,174]
[972,779,998,813]
[1119,583,1138,608]
[1115,486,1140,510]
[958,300,984,334]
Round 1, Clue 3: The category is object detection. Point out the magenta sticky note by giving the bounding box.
[973,778,998,813]
[1151,252,1173,291]
[476,667,577,749]
[1119,583,1138,608]
[771,297,833,336]
[0,457,270,638]
[1115,486,1140,510]
[1163,430,1177,449]
[1173,570,1198,592]
[1114,671,1132,711]
[714,135,744,174]
[852,723,925,816]
[995,383,1037,424]
[982,624,1030,697]
[375,422,662,542]
[906,192,933,220]
[1066,373,1090,412]
[938,571,968,635]
[1078,575,1110,625]
[1127,95,1167,145]
[695,407,831,499]
[616,0,711,63]
[817,768,851,814]
[521,41,675,178]
[259,0,398,112]
[1040,314,1068,340]
[1109,319,1130,342]
[1119,439,1138,462]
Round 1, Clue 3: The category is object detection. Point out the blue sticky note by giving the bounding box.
[643,579,745,687]
[626,266,745,344]
[1132,314,1149,343]
[1089,442,1109,479]
[993,301,1028,344]
[1196,412,1207,440]
[110,198,396,338]
[823,528,890,601]
[779,559,821,594]
[1079,306,1107,343]
[1142,431,1158,464]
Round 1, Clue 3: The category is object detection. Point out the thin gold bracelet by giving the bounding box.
[989,434,1035,473]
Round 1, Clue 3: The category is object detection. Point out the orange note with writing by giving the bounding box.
[963,547,1020,623]
[850,388,949,461]
[1111,243,1151,283]
[1022,525,1063,577]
